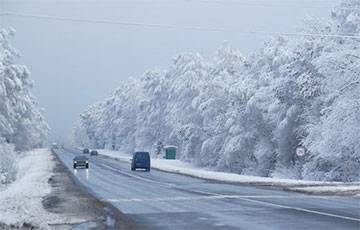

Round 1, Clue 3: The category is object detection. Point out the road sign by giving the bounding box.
[296,146,305,157]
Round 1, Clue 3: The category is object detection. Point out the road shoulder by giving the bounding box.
[47,149,137,229]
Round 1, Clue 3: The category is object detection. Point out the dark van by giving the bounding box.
[90,150,98,156]
[83,148,90,154]
[131,152,151,171]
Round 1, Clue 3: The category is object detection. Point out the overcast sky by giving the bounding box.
[0,0,341,141]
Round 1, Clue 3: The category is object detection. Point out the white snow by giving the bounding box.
[73,1,360,182]
[287,186,360,195]
[99,150,360,195]
[0,149,81,229]
[0,27,49,186]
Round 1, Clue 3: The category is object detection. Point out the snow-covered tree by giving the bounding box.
[0,28,49,184]
[74,0,360,182]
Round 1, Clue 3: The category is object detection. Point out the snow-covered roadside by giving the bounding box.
[99,150,360,196]
[286,185,360,196]
[0,149,81,229]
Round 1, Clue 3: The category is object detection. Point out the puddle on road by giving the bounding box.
[106,216,115,228]
[104,206,116,228]
[73,168,90,181]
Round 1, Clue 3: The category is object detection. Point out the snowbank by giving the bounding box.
[0,149,76,229]
[286,185,360,196]
[99,150,360,196]
[0,142,17,185]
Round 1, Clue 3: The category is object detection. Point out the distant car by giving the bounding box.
[131,152,151,171]
[52,142,58,149]
[90,150,98,156]
[73,156,89,169]
[83,148,90,154]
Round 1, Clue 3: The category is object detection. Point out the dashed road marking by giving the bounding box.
[101,195,309,203]
[101,194,360,222]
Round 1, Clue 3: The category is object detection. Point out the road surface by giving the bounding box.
[54,147,360,230]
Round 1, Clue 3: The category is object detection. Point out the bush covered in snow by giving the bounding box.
[0,141,17,184]
[0,28,49,184]
[74,0,360,182]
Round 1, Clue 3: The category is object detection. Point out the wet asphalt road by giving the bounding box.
[54,148,360,230]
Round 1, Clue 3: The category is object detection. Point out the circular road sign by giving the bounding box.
[296,146,306,157]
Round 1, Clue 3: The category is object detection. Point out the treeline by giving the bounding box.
[0,28,49,184]
[74,0,360,182]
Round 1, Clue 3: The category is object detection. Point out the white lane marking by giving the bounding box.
[101,195,308,203]
[102,195,360,222]
[100,162,360,223]
[101,163,230,196]
[237,197,360,222]
[203,188,360,223]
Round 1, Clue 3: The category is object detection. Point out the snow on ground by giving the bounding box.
[0,149,82,229]
[99,150,360,196]
[286,185,360,196]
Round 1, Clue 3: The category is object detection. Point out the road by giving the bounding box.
[54,147,360,230]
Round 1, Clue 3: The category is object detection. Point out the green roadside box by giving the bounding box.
[164,146,177,160]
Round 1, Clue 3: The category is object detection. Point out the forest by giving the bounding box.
[74,0,360,182]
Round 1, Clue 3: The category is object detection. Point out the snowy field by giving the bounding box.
[99,150,360,196]
[0,149,82,229]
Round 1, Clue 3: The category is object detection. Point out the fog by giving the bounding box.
[0,0,341,141]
